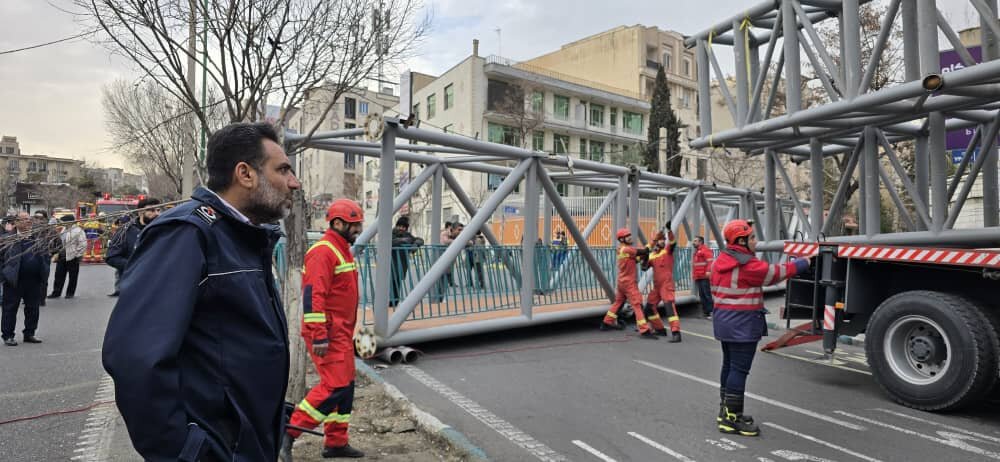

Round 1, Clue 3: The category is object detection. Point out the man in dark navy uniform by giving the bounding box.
[103,122,301,461]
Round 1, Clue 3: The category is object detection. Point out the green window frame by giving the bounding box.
[444,84,454,110]
[532,131,545,151]
[553,134,569,155]
[589,104,604,127]
[624,111,643,135]
[531,91,544,113]
[427,94,437,119]
[553,95,569,120]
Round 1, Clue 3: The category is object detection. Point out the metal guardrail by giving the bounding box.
[274,239,713,327]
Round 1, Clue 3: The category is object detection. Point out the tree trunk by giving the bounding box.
[283,189,308,403]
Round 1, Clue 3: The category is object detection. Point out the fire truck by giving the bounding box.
[75,194,142,263]
[777,241,1000,411]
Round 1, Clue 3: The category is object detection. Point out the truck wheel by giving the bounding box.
[865,291,999,411]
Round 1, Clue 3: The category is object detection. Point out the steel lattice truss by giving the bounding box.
[287,122,806,343]
[686,0,1000,249]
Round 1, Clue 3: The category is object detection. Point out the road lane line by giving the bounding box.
[768,350,872,376]
[719,437,747,449]
[572,440,617,462]
[771,449,836,461]
[835,411,1000,459]
[628,432,696,462]
[634,360,866,431]
[762,422,883,462]
[401,365,568,462]
[873,408,1000,444]
[71,374,116,462]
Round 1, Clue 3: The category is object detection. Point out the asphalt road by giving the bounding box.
[0,264,139,461]
[375,297,1000,462]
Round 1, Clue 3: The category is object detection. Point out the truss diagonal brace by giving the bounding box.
[352,163,439,252]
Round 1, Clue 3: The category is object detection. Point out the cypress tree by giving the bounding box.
[645,65,683,176]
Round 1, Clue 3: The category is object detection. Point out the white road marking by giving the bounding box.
[634,360,866,431]
[705,438,739,451]
[572,440,617,462]
[720,437,747,449]
[401,366,568,462]
[835,411,1000,459]
[628,432,696,462]
[71,374,116,462]
[873,408,1000,444]
[768,351,872,376]
[771,449,836,461]
[763,422,883,462]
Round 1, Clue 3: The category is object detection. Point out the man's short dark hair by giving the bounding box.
[34,210,48,218]
[206,122,280,192]
[61,215,75,223]
[395,216,410,228]
[695,235,704,242]
[137,197,162,209]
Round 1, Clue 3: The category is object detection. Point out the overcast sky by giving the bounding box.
[0,0,979,172]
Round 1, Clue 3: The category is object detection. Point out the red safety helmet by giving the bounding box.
[723,219,754,245]
[616,228,631,240]
[326,199,364,223]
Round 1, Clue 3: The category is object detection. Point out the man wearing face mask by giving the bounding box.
[282,199,365,460]
[103,122,300,461]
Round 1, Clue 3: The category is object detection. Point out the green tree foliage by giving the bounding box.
[645,66,682,176]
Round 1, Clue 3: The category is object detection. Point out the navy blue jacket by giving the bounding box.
[105,221,144,272]
[103,187,289,462]
[2,236,49,288]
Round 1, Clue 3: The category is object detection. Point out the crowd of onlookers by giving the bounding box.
[0,197,162,346]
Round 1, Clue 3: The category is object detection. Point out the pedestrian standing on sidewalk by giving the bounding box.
[642,226,681,342]
[1,212,49,346]
[33,210,59,306]
[49,215,86,299]
[104,197,162,296]
[711,219,809,437]
[282,199,366,460]
[601,228,657,339]
[103,122,300,461]
[692,236,715,318]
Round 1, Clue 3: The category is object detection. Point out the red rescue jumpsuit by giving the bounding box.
[645,232,679,333]
[603,244,652,334]
[287,229,359,448]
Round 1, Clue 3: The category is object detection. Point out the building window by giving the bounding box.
[27,161,37,172]
[556,182,569,196]
[681,89,693,108]
[443,124,453,133]
[487,79,511,111]
[663,46,673,71]
[3,147,12,154]
[589,104,604,127]
[359,102,369,114]
[553,134,569,155]
[412,103,420,121]
[39,162,47,172]
[610,108,618,128]
[623,112,643,135]
[553,95,570,120]
[345,97,357,119]
[682,58,692,77]
[8,159,18,171]
[532,131,545,151]
[344,123,357,169]
[488,122,520,146]
[531,91,544,113]
[427,94,436,119]
[697,158,708,180]
[579,139,587,158]
[589,141,605,162]
[444,84,454,110]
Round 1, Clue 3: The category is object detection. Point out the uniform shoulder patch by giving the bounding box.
[194,205,218,224]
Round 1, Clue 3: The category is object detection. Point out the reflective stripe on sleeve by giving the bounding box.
[303,313,327,323]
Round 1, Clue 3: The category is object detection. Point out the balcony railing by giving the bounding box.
[646,59,661,69]
[485,55,645,101]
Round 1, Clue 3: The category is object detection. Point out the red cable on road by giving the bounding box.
[0,400,115,426]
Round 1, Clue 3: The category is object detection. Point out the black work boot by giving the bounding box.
[717,388,726,423]
[719,393,759,436]
[639,330,659,340]
[668,331,682,343]
[23,335,42,344]
[600,320,625,331]
[279,433,294,462]
[323,444,365,458]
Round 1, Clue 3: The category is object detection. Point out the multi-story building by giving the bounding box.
[84,167,149,195]
[360,41,651,238]
[523,25,705,179]
[0,135,86,213]
[293,86,399,228]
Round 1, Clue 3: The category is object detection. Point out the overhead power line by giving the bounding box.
[0,30,96,56]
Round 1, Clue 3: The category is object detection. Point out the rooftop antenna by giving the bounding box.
[495,27,502,57]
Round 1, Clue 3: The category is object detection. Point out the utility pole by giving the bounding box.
[658,126,668,221]
[182,0,196,198]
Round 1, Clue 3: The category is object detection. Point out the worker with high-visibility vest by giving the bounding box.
[601,228,657,339]
[711,219,810,437]
[282,199,365,460]
[643,228,681,342]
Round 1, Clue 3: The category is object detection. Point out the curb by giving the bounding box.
[355,359,489,461]
[765,322,866,349]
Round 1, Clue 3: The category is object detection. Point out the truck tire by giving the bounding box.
[865,291,1000,411]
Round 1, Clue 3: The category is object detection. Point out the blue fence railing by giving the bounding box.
[274,239,714,326]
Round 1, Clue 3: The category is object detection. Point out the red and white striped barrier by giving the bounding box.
[837,244,1000,269]
[822,304,835,331]
[783,242,821,257]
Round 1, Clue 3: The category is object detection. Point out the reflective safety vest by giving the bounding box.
[301,229,359,354]
[692,244,714,280]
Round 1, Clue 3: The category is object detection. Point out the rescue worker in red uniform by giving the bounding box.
[692,235,715,318]
[712,219,810,437]
[282,199,366,460]
[601,228,657,339]
[643,227,681,342]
